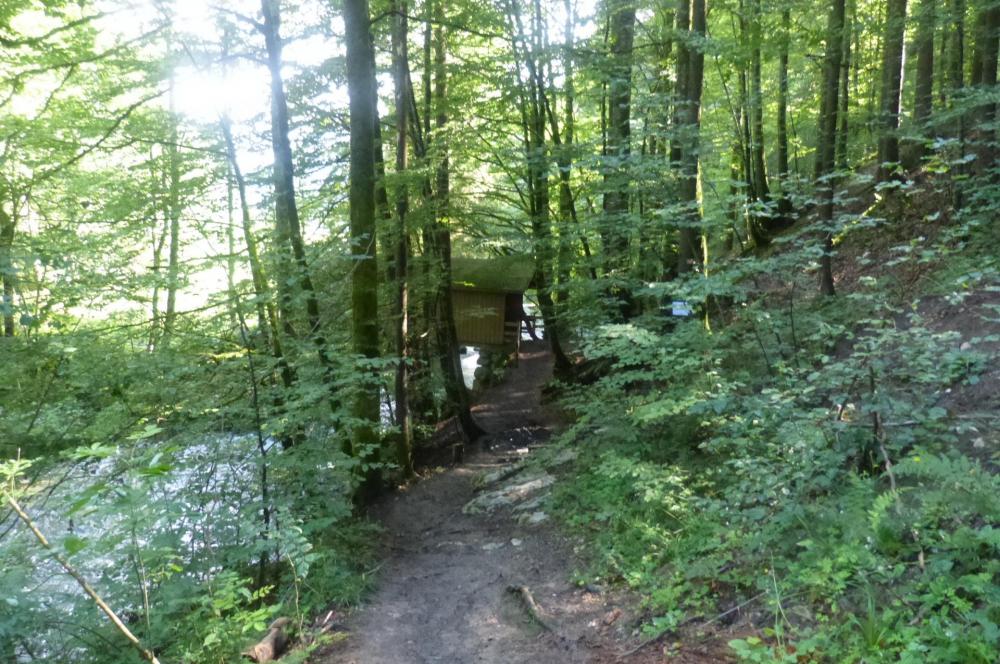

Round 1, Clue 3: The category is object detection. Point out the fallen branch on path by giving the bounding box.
[506,585,555,632]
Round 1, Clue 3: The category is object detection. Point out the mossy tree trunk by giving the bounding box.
[341,0,382,475]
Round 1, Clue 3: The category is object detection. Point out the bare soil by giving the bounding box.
[312,342,669,663]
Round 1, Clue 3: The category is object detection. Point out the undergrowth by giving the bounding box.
[548,214,1000,662]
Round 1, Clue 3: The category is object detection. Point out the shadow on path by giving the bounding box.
[313,341,635,663]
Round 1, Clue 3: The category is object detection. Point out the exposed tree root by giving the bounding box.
[505,584,555,633]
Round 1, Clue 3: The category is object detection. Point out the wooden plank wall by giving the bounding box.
[452,290,505,346]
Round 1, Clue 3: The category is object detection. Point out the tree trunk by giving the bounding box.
[261,0,340,386]
[818,0,847,295]
[226,159,238,330]
[748,0,769,204]
[670,0,690,170]
[148,189,168,351]
[949,0,966,209]
[436,28,486,441]
[877,0,908,181]
[776,5,793,221]
[220,120,289,368]
[341,0,382,473]
[676,0,705,274]
[910,0,935,165]
[0,202,15,337]
[836,0,854,170]
[601,0,636,274]
[949,0,966,97]
[507,0,574,375]
[971,4,1000,174]
[221,118,299,451]
[391,0,414,476]
[163,79,181,338]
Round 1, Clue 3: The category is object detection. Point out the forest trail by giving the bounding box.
[314,341,648,664]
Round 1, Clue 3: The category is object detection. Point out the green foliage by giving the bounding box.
[5,0,1000,660]
[549,224,1000,662]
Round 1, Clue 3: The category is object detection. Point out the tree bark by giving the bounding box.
[836,0,854,170]
[670,0,690,170]
[601,0,636,274]
[949,0,966,209]
[676,0,705,274]
[261,17,332,329]
[949,0,966,97]
[341,0,382,469]
[220,120,291,373]
[261,0,330,352]
[163,78,181,338]
[391,0,414,476]
[430,10,487,439]
[910,0,935,165]
[748,0,769,204]
[971,4,1000,174]
[877,0,908,181]
[0,201,15,337]
[817,0,847,295]
[776,5,793,221]
[147,181,168,351]
[261,0,345,455]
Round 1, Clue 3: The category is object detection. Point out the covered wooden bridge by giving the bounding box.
[450,255,535,350]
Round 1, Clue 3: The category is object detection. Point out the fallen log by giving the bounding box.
[243,617,292,662]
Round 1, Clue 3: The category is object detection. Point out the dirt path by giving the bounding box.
[314,342,638,664]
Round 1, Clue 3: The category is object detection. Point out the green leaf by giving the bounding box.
[68,443,117,460]
[67,482,107,515]
[128,424,164,441]
[927,407,948,420]
[63,535,88,556]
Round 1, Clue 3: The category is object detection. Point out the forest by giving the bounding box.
[1,0,998,661]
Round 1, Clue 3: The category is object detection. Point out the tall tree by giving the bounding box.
[341,0,382,464]
[949,0,966,98]
[970,2,1000,174]
[162,77,182,339]
[910,0,935,165]
[836,0,854,170]
[948,0,967,208]
[675,0,705,273]
[775,3,792,220]
[601,0,636,273]
[0,196,15,337]
[391,0,413,475]
[507,0,574,374]
[261,0,328,348]
[817,0,847,295]
[430,14,487,439]
[747,0,769,206]
[219,119,292,384]
[876,0,908,181]
[259,0,346,457]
